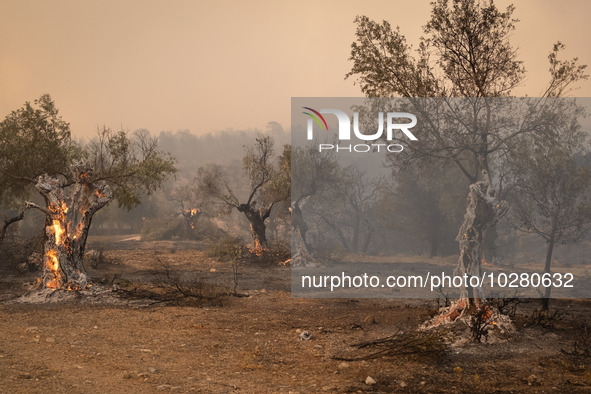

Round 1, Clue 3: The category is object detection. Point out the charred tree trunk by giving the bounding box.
[238,203,271,251]
[454,173,507,312]
[29,161,112,290]
[181,208,201,239]
[360,219,374,254]
[291,199,316,267]
[541,232,557,312]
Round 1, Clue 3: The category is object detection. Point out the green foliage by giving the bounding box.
[0,96,177,213]
[0,94,79,205]
[195,136,291,219]
[195,164,240,214]
[87,127,177,210]
[347,1,525,97]
[242,136,291,207]
[508,107,591,244]
[347,1,588,185]
[425,0,524,97]
[263,143,291,205]
[291,144,341,202]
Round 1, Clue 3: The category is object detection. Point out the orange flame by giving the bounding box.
[250,238,264,256]
[43,201,70,290]
[52,220,65,244]
[185,208,200,218]
[248,224,266,256]
[45,249,62,289]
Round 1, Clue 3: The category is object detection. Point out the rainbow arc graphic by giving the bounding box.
[302,107,328,131]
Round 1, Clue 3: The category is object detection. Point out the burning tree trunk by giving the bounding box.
[181,207,201,239]
[28,161,112,290]
[238,203,271,253]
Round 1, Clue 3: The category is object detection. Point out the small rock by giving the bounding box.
[338,362,350,370]
[45,337,55,343]
[527,374,540,386]
[363,315,377,324]
[209,268,216,272]
[299,331,312,341]
[148,367,157,374]
[365,376,376,385]
[157,384,172,391]
[400,381,407,388]
[137,372,150,378]
[420,381,426,386]
[25,327,39,333]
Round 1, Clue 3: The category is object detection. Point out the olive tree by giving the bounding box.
[508,108,591,311]
[196,135,290,250]
[347,0,587,318]
[0,95,177,289]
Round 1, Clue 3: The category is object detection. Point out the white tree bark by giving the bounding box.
[454,172,507,311]
[30,161,112,290]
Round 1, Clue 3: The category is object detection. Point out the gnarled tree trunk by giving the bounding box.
[238,203,271,252]
[424,173,509,333]
[181,207,201,239]
[291,199,316,267]
[30,161,112,290]
[449,174,507,317]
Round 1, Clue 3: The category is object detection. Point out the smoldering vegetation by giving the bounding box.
[2,125,590,277]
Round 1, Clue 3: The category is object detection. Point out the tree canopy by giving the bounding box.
[0,94,78,206]
[0,94,177,244]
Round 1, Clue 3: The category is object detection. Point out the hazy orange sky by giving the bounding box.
[1,0,590,138]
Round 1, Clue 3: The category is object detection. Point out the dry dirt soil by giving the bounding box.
[1,238,591,393]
